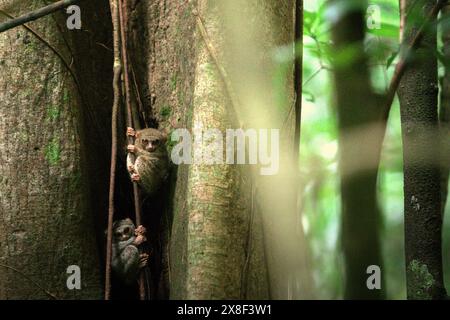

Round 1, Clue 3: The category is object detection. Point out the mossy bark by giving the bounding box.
[0,0,110,299]
[398,0,446,300]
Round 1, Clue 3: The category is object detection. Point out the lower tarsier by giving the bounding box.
[111,219,149,285]
[111,127,169,284]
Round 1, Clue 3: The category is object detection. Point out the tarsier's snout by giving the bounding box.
[145,142,156,152]
[146,140,161,152]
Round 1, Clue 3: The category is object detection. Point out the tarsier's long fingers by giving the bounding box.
[131,173,141,181]
[126,127,136,137]
[139,253,149,268]
[135,225,147,236]
[134,225,147,245]
[127,144,137,153]
[134,234,147,246]
[134,226,147,246]
[140,253,149,259]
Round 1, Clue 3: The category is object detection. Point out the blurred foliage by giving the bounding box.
[272,0,450,299]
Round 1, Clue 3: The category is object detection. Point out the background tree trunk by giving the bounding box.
[0,0,110,299]
[330,0,385,299]
[398,0,446,300]
[440,3,450,217]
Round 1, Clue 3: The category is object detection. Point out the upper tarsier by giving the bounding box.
[127,127,169,196]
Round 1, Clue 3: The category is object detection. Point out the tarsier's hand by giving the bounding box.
[127,127,136,137]
[131,173,141,182]
[139,253,149,268]
[127,144,137,153]
[135,225,146,236]
[134,225,147,245]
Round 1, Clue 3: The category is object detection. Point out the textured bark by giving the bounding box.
[398,0,446,300]
[127,0,199,300]
[0,0,108,299]
[174,1,247,299]
[330,0,385,299]
[127,0,309,299]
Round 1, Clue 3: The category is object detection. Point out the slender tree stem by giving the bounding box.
[383,0,447,123]
[294,0,303,161]
[105,0,122,301]
[193,8,242,128]
[118,0,146,300]
[399,0,406,42]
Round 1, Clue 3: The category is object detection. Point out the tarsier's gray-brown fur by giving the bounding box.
[127,128,169,196]
[111,218,148,285]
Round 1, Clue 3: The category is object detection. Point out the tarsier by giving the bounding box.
[126,127,169,196]
[111,218,149,285]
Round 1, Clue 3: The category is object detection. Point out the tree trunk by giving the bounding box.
[128,0,262,299]
[0,0,108,299]
[398,0,446,300]
[330,0,385,299]
[0,0,313,300]
[128,0,313,299]
[440,3,450,216]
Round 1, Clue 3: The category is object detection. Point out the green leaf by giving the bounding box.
[386,50,399,69]
[304,10,317,35]
[302,90,316,102]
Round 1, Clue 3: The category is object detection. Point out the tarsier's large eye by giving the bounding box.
[153,139,160,146]
[141,139,148,146]
[123,227,130,234]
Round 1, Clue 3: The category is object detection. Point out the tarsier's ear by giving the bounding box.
[124,218,134,226]
[161,132,168,143]
[135,131,141,138]
[159,127,170,143]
